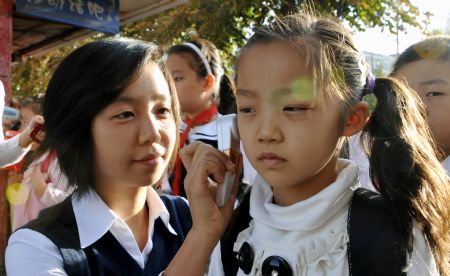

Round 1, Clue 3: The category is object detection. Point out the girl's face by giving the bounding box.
[19,106,36,131]
[91,62,176,191]
[236,41,345,204]
[396,59,450,157]
[166,53,211,116]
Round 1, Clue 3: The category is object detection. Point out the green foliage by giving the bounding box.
[12,0,427,98]
[11,34,105,99]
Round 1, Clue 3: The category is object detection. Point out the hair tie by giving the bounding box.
[182,42,212,75]
[362,72,376,98]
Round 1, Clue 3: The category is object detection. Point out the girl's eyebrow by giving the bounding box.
[420,78,448,86]
[236,89,256,97]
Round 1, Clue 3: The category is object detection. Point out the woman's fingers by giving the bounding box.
[182,142,230,196]
[181,141,237,235]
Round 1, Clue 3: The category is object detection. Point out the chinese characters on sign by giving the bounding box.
[17,0,120,34]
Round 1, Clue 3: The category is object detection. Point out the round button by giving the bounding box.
[261,255,292,276]
[236,242,254,274]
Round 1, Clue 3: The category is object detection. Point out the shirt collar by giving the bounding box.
[72,187,177,249]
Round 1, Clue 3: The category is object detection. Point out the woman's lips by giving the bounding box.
[135,154,163,166]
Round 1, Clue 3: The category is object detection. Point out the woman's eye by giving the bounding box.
[173,76,183,82]
[425,91,442,97]
[156,107,171,116]
[114,111,135,119]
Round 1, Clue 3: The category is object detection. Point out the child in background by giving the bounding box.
[166,38,255,197]
[6,37,235,276]
[6,96,69,231]
[350,36,450,188]
[11,150,71,231]
[391,36,450,173]
[0,81,43,168]
[181,13,449,275]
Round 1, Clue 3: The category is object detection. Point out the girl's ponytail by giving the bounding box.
[361,77,450,273]
[218,74,236,115]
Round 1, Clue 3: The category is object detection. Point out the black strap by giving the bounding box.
[348,188,406,276]
[24,195,91,275]
[220,186,252,276]
[220,187,406,276]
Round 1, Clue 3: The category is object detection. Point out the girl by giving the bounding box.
[11,150,71,231]
[0,81,43,168]
[166,38,255,197]
[9,96,70,231]
[6,37,235,275]
[182,13,450,275]
[391,36,450,173]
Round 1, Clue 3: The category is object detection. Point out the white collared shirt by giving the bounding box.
[6,187,178,276]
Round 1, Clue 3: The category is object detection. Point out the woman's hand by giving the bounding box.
[180,141,236,238]
[19,115,44,148]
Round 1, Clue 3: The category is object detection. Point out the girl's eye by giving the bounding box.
[425,91,442,97]
[173,76,184,82]
[283,106,309,112]
[114,111,135,120]
[238,107,255,114]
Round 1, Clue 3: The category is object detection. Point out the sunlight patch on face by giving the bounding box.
[291,77,314,102]
[269,77,315,107]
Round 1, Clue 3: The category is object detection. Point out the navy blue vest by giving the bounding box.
[23,193,192,276]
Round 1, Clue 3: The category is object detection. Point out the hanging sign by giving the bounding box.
[17,0,120,34]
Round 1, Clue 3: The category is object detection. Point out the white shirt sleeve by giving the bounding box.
[407,224,439,276]
[5,228,67,276]
[40,183,71,206]
[207,242,225,276]
[0,134,29,168]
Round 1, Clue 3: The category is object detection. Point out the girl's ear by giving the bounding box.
[341,102,369,137]
[202,74,216,91]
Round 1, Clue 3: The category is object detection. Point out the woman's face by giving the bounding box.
[396,59,450,157]
[91,62,177,190]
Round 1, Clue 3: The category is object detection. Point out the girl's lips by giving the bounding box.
[258,152,286,167]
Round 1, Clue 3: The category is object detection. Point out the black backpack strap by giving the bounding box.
[220,186,252,276]
[348,188,406,276]
[24,195,91,276]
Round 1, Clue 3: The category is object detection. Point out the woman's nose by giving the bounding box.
[139,114,161,145]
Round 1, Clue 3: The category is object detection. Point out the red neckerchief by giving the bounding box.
[171,104,218,196]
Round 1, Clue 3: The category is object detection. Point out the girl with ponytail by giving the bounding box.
[179,13,450,275]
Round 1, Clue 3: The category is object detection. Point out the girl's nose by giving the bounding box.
[257,113,282,144]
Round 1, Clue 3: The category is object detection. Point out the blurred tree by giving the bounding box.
[13,0,428,98]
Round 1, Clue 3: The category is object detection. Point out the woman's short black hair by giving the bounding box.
[40,37,180,196]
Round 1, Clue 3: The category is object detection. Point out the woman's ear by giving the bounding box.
[341,102,369,137]
[202,74,216,91]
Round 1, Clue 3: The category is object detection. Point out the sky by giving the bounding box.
[354,0,450,56]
